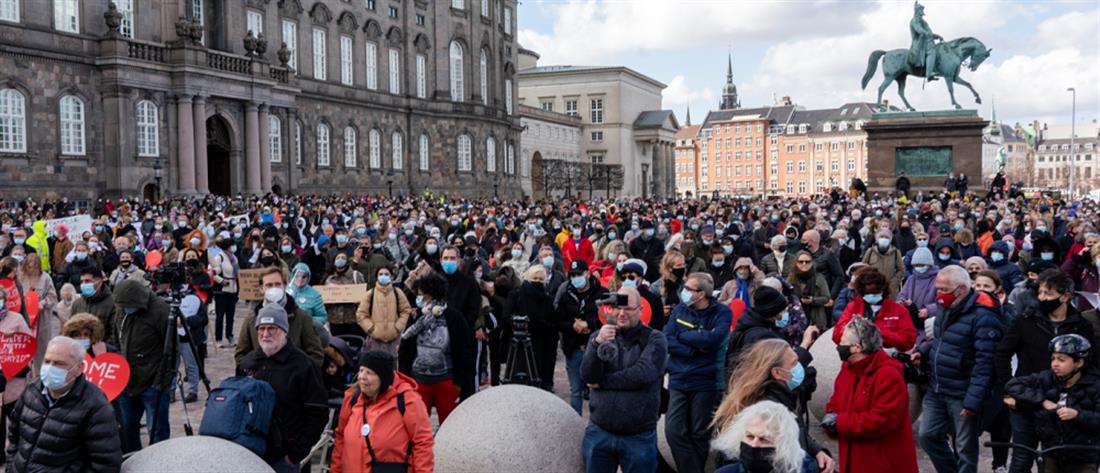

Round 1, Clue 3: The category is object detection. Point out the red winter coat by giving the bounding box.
[826,350,918,473]
[561,237,595,270]
[833,296,916,351]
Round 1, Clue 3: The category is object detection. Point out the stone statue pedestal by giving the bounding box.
[864,110,987,195]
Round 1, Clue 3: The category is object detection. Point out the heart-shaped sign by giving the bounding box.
[0,332,36,381]
[83,352,131,401]
[24,290,39,331]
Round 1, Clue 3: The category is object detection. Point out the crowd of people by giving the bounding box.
[0,182,1099,472]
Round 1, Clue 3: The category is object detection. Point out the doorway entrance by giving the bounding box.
[206,116,232,196]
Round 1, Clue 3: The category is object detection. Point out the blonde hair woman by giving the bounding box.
[711,401,819,473]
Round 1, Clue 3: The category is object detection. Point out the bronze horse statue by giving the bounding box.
[861,37,991,111]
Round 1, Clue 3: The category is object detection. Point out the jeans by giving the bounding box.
[177,341,200,395]
[582,423,658,473]
[565,349,585,415]
[213,292,238,341]
[118,387,171,453]
[919,390,981,473]
[665,389,719,473]
[1008,409,1038,473]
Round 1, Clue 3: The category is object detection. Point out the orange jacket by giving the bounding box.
[976,231,994,257]
[331,373,434,473]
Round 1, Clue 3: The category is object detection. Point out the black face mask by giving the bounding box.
[738,442,776,473]
[1038,298,1064,315]
[837,344,853,362]
[672,268,686,280]
[260,256,275,266]
[217,240,232,250]
[120,261,132,268]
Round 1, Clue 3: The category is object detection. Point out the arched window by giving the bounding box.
[449,41,464,101]
[268,115,282,162]
[135,100,158,157]
[418,134,429,171]
[457,134,471,171]
[344,126,357,167]
[392,131,403,169]
[485,136,496,172]
[479,48,488,106]
[317,123,330,166]
[369,128,381,168]
[58,95,85,156]
[0,89,26,153]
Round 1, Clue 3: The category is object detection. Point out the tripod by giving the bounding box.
[150,285,213,440]
[501,329,541,387]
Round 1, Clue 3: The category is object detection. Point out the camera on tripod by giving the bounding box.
[502,314,540,387]
[153,261,190,286]
[510,315,530,339]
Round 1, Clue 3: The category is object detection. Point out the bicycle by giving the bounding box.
[984,441,1100,472]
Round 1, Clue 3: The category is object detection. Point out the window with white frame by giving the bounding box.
[564,99,578,117]
[313,28,327,80]
[486,136,496,172]
[451,0,463,9]
[135,100,157,157]
[590,98,603,123]
[54,0,79,32]
[418,134,429,170]
[504,79,512,114]
[191,0,203,25]
[368,128,381,168]
[457,134,471,171]
[59,95,85,156]
[247,10,263,35]
[590,131,603,142]
[785,162,793,173]
[503,7,512,34]
[340,35,354,85]
[317,123,330,166]
[481,0,489,17]
[295,121,302,164]
[282,21,297,71]
[1,0,20,22]
[479,49,488,106]
[388,6,397,17]
[388,48,400,94]
[449,41,464,101]
[506,143,514,174]
[344,127,357,167]
[415,54,426,98]
[392,132,403,169]
[117,0,134,38]
[365,42,378,89]
[268,115,282,162]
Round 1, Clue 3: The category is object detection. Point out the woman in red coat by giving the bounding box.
[832,266,916,351]
[560,225,596,269]
[823,316,918,473]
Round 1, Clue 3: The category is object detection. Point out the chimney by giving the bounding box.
[780,96,792,106]
[883,99,890,109]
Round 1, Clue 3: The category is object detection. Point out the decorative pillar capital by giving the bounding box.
[258,104,269,113]
[246,102,259,113]
[193,95,207,104]
[176,95,194,104]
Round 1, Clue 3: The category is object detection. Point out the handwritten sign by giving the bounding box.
[44,215,94,238]
[83,352,131,401]
[0,333,36,381]
[316,284,369,304]
[238,269,266,301]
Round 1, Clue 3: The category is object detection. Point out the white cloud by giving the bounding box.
[662,75,715,107]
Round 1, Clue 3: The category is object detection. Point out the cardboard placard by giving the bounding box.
[0,333,36,381]
[83,352,131,401]
[238,269,266,301]
[315,284,369,304]
[44,215,94,238]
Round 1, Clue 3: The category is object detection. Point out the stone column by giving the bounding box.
[245,103,262,195]
[258,105,272,193]
[193,96,209,194]
[176,96,197,194]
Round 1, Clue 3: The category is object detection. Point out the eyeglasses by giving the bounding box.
[683,286,701,292]
[797,260,813,264]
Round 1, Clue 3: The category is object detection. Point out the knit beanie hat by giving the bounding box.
[911,247,934,267]
[753,287,787,319]
[358,350,396,395]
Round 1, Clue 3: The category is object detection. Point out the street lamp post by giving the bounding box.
[386,169,394,198]
[1068,87,1076,197]
[153,158,163,201]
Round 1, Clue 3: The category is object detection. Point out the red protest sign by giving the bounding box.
[0,278,21,315]
[24,290,39,330]
[0,332,36,381]
[83,352,131,401]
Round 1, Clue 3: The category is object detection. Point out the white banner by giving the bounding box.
[44,215,94,238]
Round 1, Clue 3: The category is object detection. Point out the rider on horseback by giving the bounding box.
[910,1,942,82]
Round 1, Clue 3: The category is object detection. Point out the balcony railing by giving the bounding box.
[116,38,291,84]
[207,50,250,75]
[127,41,166,63]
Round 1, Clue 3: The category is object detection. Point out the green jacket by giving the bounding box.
[110,279,172,395]
[72,284,117,340]
[235,300,324,368]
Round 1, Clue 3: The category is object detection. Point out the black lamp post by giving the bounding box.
[493,180,499,198]
[386,169,394,198]
[153,158,163,201]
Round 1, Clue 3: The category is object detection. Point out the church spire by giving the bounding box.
[720,52,740,110]
[685,106,692,126]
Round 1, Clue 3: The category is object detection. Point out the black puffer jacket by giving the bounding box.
[71,284,117,342]
[995,305,1097,384]
[1005,366,1100,464]
[109,278,172,396]
[553,275,607,355]
[6,377,122,472]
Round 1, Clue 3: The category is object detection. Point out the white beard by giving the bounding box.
[259,339,286,357]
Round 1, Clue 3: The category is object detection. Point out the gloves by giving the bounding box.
[821,412,838,437]
[924,316,935,339]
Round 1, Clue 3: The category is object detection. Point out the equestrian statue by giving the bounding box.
[861,1,992,111]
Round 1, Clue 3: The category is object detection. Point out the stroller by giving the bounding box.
[301,334,365,472]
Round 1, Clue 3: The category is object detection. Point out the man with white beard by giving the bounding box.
[237,305,328,473]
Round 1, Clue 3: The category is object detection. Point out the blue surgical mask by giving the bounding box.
[990,252,1004,263]
[679,288,694,306]
[79,282,96,298]
[775,312,790,329]
[645,229,655,238]
[712,260,725,268]
[863,293,883,305]
[426,244,438,255]
[39,363,71,391]
[189,237,201,246]
[877,238,891,248]
[281,245,293,253]
[621,279,637,289]
[917,240,928,248]
[377,274,392,286]
[608,232,617,240]
[162,239,173,249]
[615,262,625,272]
[787,362,805,390]
[441,260,458,274]
[542,256,555,268]
[334,258,347,268]
[1036,226,1048,233]
[571,276,586,289]
[722,245,734,255]
[938,252,952,261]
[1041,252,1054,261]
[511,249,523,259]
[914,265,929,274]
[954,223,964,231]
[415,295,425,308]
[336,235,348,244]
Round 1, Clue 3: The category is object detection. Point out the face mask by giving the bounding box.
[938,252,951,261]
[787,362,805,390]
[775,311,790,329]
[723,245,734,255]
[264,286,286,305]
[936,290,958,308]
[1038,297,1064,314]
[441,260,458,274]
[738,443,776,473]
[877,238,891,248]
[1040,252,1054,261]
[736,269,750,280]
[712,260,725,269]
[621,279,637,289]
[426,244,438,255]
[162,240,173,249]
[73,251,87,261]
[645,229,655,238]
[1036,226,1048,233]
[954,223,964,231]
[336,235,348,245]
[39,363,71,391]
[990,252,1004,262]
[542,256,555,268]
[935,215,944,223]
[334,258,348,268]
[607,232,617,240]
[281,244,293,253]
[120,260,132,268]
[13,237,25,245]
[917,240,928,248]
[230,245,237,253]
[615,262,625,272]
[863,293,883,305]
[837,344,853,362]
[189,238,201,246]
[78,339,91,351]
[914,265,929,274]
[774,246,787,255]
[510,249,523,259]
[571,276,586,289]
[79,282,96,298]
[377,274,392,286]
[11,254,23,262]
[415,295,425,308]
[679,288,694,306]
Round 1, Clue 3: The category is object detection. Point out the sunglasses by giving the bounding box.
[797,260,813,264]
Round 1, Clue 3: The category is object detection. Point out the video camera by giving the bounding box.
[892,351,928,384]
[510,315,530,339]
[597,293,629,308]
[153,261,190,287]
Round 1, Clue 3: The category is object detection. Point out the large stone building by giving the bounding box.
[0,0,522,201]
[516,52,678,198]
[674,124,701,197]
[1032,121,1100,193]
[518,104,582,197]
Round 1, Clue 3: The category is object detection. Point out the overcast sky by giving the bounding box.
[518,0,1100,129]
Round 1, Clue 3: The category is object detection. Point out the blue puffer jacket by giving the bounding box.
[664,297,733,392]
[987,241,1025,290]
[288,262,329,324]
[923,289,1003,412]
